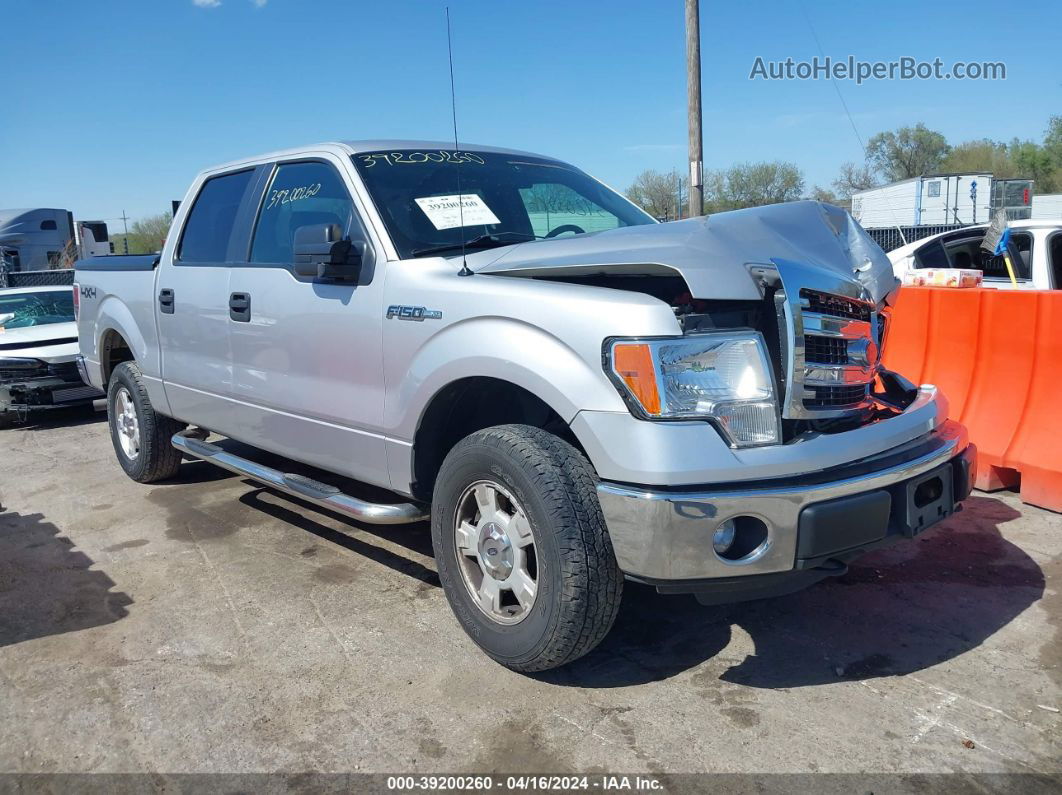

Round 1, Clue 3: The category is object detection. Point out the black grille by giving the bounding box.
[47,361,81,381]
[0,361,79,383]
[805,384,868,408]
[801,289,872,322]
[804,336,848,365]
[0,363,48,381]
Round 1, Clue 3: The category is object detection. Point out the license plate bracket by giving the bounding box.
[901,463,954,537]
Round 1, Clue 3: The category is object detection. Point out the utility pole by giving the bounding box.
[685,0,703,217]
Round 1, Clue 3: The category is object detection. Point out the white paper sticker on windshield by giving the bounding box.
[414,194,500,230]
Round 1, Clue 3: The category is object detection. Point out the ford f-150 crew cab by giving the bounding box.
[74,141,974,671]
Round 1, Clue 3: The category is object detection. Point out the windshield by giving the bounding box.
[352,149,655,259]
[0,289,75,329]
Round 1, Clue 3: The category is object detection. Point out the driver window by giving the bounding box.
[518,183,621,238]
[251,161,357,265]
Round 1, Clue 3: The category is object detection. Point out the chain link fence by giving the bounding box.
[0,269,76,289]
[865,223,972,253]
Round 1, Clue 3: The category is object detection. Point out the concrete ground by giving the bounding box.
[0,406,1059,780]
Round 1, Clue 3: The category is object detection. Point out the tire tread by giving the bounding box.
[108,361,185,483]
[434,424,623,672]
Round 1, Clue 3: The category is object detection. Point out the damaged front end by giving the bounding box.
[0,358,101,419]
[476,200,915,443]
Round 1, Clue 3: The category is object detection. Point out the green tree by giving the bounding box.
[625,169,688,220]
[1029,115,1062,192]
[704,161,805,212]
[940,139,1017,178]
[865,123,950,181]
[1042,115,1062,165]
[116,212,173,254]
[1009,140,1058,193]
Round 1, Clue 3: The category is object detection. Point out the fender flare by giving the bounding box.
[94,295,152,374]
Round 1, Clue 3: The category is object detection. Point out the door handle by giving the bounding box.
[229,292,251,322]
[159,288,174,314]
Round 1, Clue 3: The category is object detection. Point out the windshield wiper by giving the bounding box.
[411,232,542,258]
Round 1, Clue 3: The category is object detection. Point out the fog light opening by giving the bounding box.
[712,519,737,555]
[713,515,769,562]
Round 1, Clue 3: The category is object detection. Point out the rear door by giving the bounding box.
[226,155,390,486]
[157,168,259,433]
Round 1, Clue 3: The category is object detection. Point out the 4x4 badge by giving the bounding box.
[386,305,442,321]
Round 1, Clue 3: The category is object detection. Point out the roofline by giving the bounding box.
[197,140,569,178]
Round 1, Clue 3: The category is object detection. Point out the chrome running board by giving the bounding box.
[171,431,428,525]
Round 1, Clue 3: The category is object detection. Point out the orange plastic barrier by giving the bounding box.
[883,286,1062,513]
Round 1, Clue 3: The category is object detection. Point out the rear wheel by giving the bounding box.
[431,424,623,672]
[107,361,185,483]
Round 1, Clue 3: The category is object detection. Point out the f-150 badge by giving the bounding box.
[386,305,443,321]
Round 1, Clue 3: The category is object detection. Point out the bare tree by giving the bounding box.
[832,161,878,198]
[809,185,839,204]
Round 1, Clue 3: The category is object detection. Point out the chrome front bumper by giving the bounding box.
[596,420,971,583]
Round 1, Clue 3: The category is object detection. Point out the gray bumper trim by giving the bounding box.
[596,420,969,581]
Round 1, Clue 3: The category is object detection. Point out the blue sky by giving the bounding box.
[2,0,1059,225]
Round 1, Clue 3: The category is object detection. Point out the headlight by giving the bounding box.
[0,357,46,371]
[607,332,781,447]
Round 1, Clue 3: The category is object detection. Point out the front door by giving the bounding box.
[226,156,389,487]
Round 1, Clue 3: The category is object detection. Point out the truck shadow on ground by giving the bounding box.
[0,509,132,648]
[237,487,438,587]
[540,495,1044,689]
[1,404,104,432]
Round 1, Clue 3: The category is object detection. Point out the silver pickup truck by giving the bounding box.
[74,141,974,671]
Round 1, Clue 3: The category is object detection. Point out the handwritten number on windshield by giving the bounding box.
[358,151,486,168]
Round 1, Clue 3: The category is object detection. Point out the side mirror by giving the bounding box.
[292,223,364,283]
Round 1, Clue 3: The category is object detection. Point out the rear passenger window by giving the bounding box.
[178,169,254,263]
[250,161,355,264]
[1050,234,1062,289]
[981,232,1032,279]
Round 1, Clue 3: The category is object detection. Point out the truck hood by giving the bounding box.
[471,200,897,304]
[0,321,79,363]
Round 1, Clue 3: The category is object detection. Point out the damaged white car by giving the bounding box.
[0,285,101,424]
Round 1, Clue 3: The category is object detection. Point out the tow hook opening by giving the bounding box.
[913,475,944,508]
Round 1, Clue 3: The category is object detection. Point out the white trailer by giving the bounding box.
[852,173,993,228]
[1031,193,1062,219]
[851,173,1034,229]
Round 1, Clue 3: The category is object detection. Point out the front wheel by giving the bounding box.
[107,361,185,483]
[431,424,623,672]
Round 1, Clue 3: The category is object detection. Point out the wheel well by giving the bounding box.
[411,377,581,501]
[99,329,134,386]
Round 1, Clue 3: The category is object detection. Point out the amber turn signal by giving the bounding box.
[611,343,661,415]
